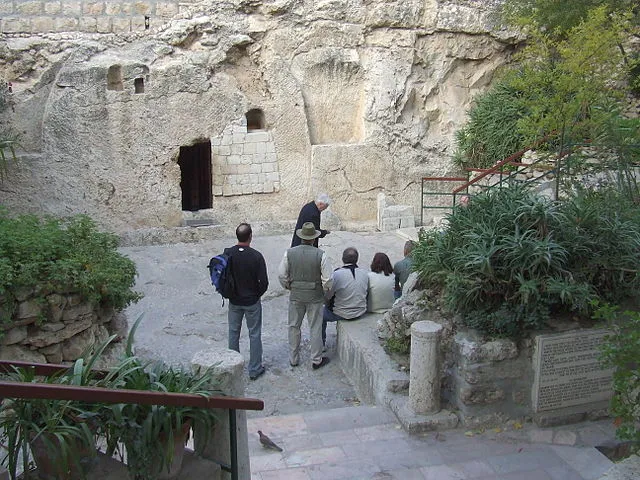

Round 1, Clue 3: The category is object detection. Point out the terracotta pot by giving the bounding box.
[29,432,96,480]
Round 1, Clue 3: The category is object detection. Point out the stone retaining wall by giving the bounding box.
[448,331,534,427]
[377,286,612,429]
[0,0,204,34]
[0,288,127,363]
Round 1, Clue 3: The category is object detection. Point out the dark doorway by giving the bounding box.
[178,141,212,211]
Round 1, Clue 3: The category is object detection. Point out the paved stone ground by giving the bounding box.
[247,405,617,480]
[120,230,405,418]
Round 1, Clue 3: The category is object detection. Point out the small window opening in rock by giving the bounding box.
[144,16,150,30]
[178,140,212,211]
[134,78,144,94]
[246,109,265,131]
[107,65,124,91]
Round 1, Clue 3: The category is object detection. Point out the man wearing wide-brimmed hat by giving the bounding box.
[278,222,333,370]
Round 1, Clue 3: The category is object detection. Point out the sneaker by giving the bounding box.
[249,367,266,380]
[312,357,330,370]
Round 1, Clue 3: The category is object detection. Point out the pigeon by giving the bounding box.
[258,430,283,452]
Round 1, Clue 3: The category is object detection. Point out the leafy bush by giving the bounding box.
[0,211,141,321]
[555,189,640,302]
[413,186,640,337]
[384,336,410,355]
[455,5,638,170]
[597,303,640,450]
[454,81,528,170]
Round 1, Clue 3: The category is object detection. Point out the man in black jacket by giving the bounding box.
[290,193,331,248]
[226,223,269,380]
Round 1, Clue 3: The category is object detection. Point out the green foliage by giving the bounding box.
[385,335,410,355]
[454,82,528,169]
[555,188,640,301]
[0,336,118,479]
[0,319,222,480]
[413,186,640,337]
[0,211,141,322]
[501,0,639,37]
[596,303,640,450]
[455,4,640,170]
[104,318,221,480]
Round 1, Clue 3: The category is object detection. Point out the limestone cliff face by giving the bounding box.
[0,0,516,232]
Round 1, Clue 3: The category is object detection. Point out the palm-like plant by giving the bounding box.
[412,185,640,337]
[103,318,221,480]
[0,335,118,479]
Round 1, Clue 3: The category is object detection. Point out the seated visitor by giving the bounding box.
[367,252,395,313]
[322,247,368,346]
[394,240,415,299]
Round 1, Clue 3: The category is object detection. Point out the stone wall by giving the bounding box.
[377,285,612,428]
[212,123,280,197]
[0,1,517,234]
[448,331,533,428]
[0,0,202,34]
[0,289,127,363]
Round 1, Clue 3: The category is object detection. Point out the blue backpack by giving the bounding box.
[207,252,236,300]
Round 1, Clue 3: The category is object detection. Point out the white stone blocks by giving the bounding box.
[212,126,280,197]
[377,193,416,231]
[230,143,243,155]
[247,131,270,142]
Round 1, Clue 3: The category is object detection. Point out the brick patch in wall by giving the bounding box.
[0,3,14,15]
[0,0,188,34]
[16,1,44,15]
[212,124,281,197]
[44,2,62,15]
[62,1,82,16]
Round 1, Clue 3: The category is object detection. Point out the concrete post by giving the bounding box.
[409,320,443,414]
[191,348,250,480]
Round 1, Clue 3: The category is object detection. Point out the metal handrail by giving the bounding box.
[452,135,555,196]
[0,360,264,480]
[420,176,469,225]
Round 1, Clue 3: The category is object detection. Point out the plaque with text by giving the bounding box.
[532,329,614,412]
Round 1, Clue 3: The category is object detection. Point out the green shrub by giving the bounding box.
[456,5,638,171]
[453,81,528,170]
[413,186,640,337]
[0,211,141,322]
[597,303,640,450]
[384,336,410,355]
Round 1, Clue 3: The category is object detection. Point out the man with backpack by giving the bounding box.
[225,223,269,380]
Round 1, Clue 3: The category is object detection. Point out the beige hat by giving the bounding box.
[296,222,321,240]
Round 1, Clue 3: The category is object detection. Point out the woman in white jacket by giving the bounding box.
[367,252,396,313]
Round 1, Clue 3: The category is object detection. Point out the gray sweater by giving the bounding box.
[326,265,368,319]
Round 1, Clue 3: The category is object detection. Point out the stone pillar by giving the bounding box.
[409,321,443,414]
[191,348,250,480]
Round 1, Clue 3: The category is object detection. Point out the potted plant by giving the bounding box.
[0,335,119,479]
[103,319,221,480]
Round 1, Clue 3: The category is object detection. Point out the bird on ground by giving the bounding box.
[258,430,283,452]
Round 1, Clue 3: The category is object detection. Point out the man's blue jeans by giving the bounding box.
[228,301,263,377]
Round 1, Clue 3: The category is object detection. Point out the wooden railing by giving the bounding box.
[0,360,264,480]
